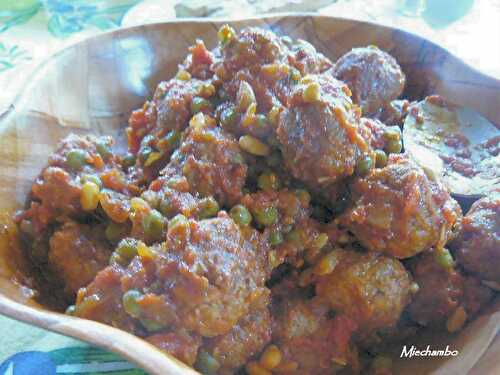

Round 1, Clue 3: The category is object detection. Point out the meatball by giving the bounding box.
[74,265,135,332]
[158,116,247,207]
[287,39,333,75]
[164,215,268,337]
[407,249,493,330]
[127,77,218,179]
[179,38,215,80]
[315,250,411,334]
[127,78,204,152]
[240,189,330,270]
[203,306,272,374]
[277,73,373,187]
[341,154,462,258]
[77,215,269,340]
[26,134,128,228]
[219,26,288,74]
[452,193,500,282]
[48,221,111,296]
[147,330,202,366]
[406,250,464,327]
[272,297,358,374]
[333,46,406,117]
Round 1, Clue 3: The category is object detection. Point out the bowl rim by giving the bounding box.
[0,13,499,375]
[2,12,500,124]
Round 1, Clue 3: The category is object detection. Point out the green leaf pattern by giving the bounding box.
[0,0,142,72]
[0,42,31,72]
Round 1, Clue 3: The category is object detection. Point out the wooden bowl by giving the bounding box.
[0,14,499,375]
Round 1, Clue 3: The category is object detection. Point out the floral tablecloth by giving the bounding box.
[0,1,498,374]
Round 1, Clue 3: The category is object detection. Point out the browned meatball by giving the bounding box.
[406,250,464,327]
[127,77,210,152]
[147,330,202,366]
[74,264,135,332]
[239,189,332,271]
[48,221,111,296]
[272,297,359,374]
[407,249,493,331]
[27,134,131,230]
[219,26,288,74]
[158,117,247,207]
[341,154,462,258]
[76,215,269,339]
[277,73,373,188]
[167,215,268,337]
[203,306,272,374]
[315,249,411,334]
[462,276,493,316]
[333,47,406,116]
[287,39,333,75]
[452,193,500,282]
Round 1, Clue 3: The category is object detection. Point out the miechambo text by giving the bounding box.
[401,345,459,358]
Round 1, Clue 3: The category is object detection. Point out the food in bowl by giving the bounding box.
[14,25,498,374]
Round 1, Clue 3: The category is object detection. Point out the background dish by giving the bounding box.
[0,14,498,375]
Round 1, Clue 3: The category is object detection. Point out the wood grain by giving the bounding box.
[0,14,498,375]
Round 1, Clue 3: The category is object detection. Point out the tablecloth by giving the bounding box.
[0,1,498,374]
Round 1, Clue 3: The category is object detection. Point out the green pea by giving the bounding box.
[140,318,165,333]
[140,134,154,148]
[122,153,136,168]
[141,190,160,210]
[191,97,212,114]
[229,205,252,226]
[159,196,174,217]
[143,209,165,240]
[375,149,388,168]
[289,67,301,82]
[105,222,128,242]
[220,106,237,130]
[269,230,283,246]
[117,238,138,258]
[164,130,181,149]
[65,305,76,316]
[386,139,403,154]
[169,214,189,231]
[258,171,280,192]
[96,139,112,161]
[195,350,220,375]
[138,146,153,164]
[254,206,278,227]
[110,238,138,266]
[254,114,268,130]
[81,174,102,188]
[198,197,220,219]
[267,151,281,168]
[331,195,349,216]
[66,149,88,170]
[31,239,48,261]
[217,25,235,48]
[19,219,34,236]
[122,289,142,318]
[434,248,454,269]
[355,155,373,176]
[295,189,311,206]
[383,127,401,141]
[286,229,302,244]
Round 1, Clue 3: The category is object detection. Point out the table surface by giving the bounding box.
[0,0,499,374]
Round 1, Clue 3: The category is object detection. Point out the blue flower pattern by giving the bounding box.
[43,0,141,37]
